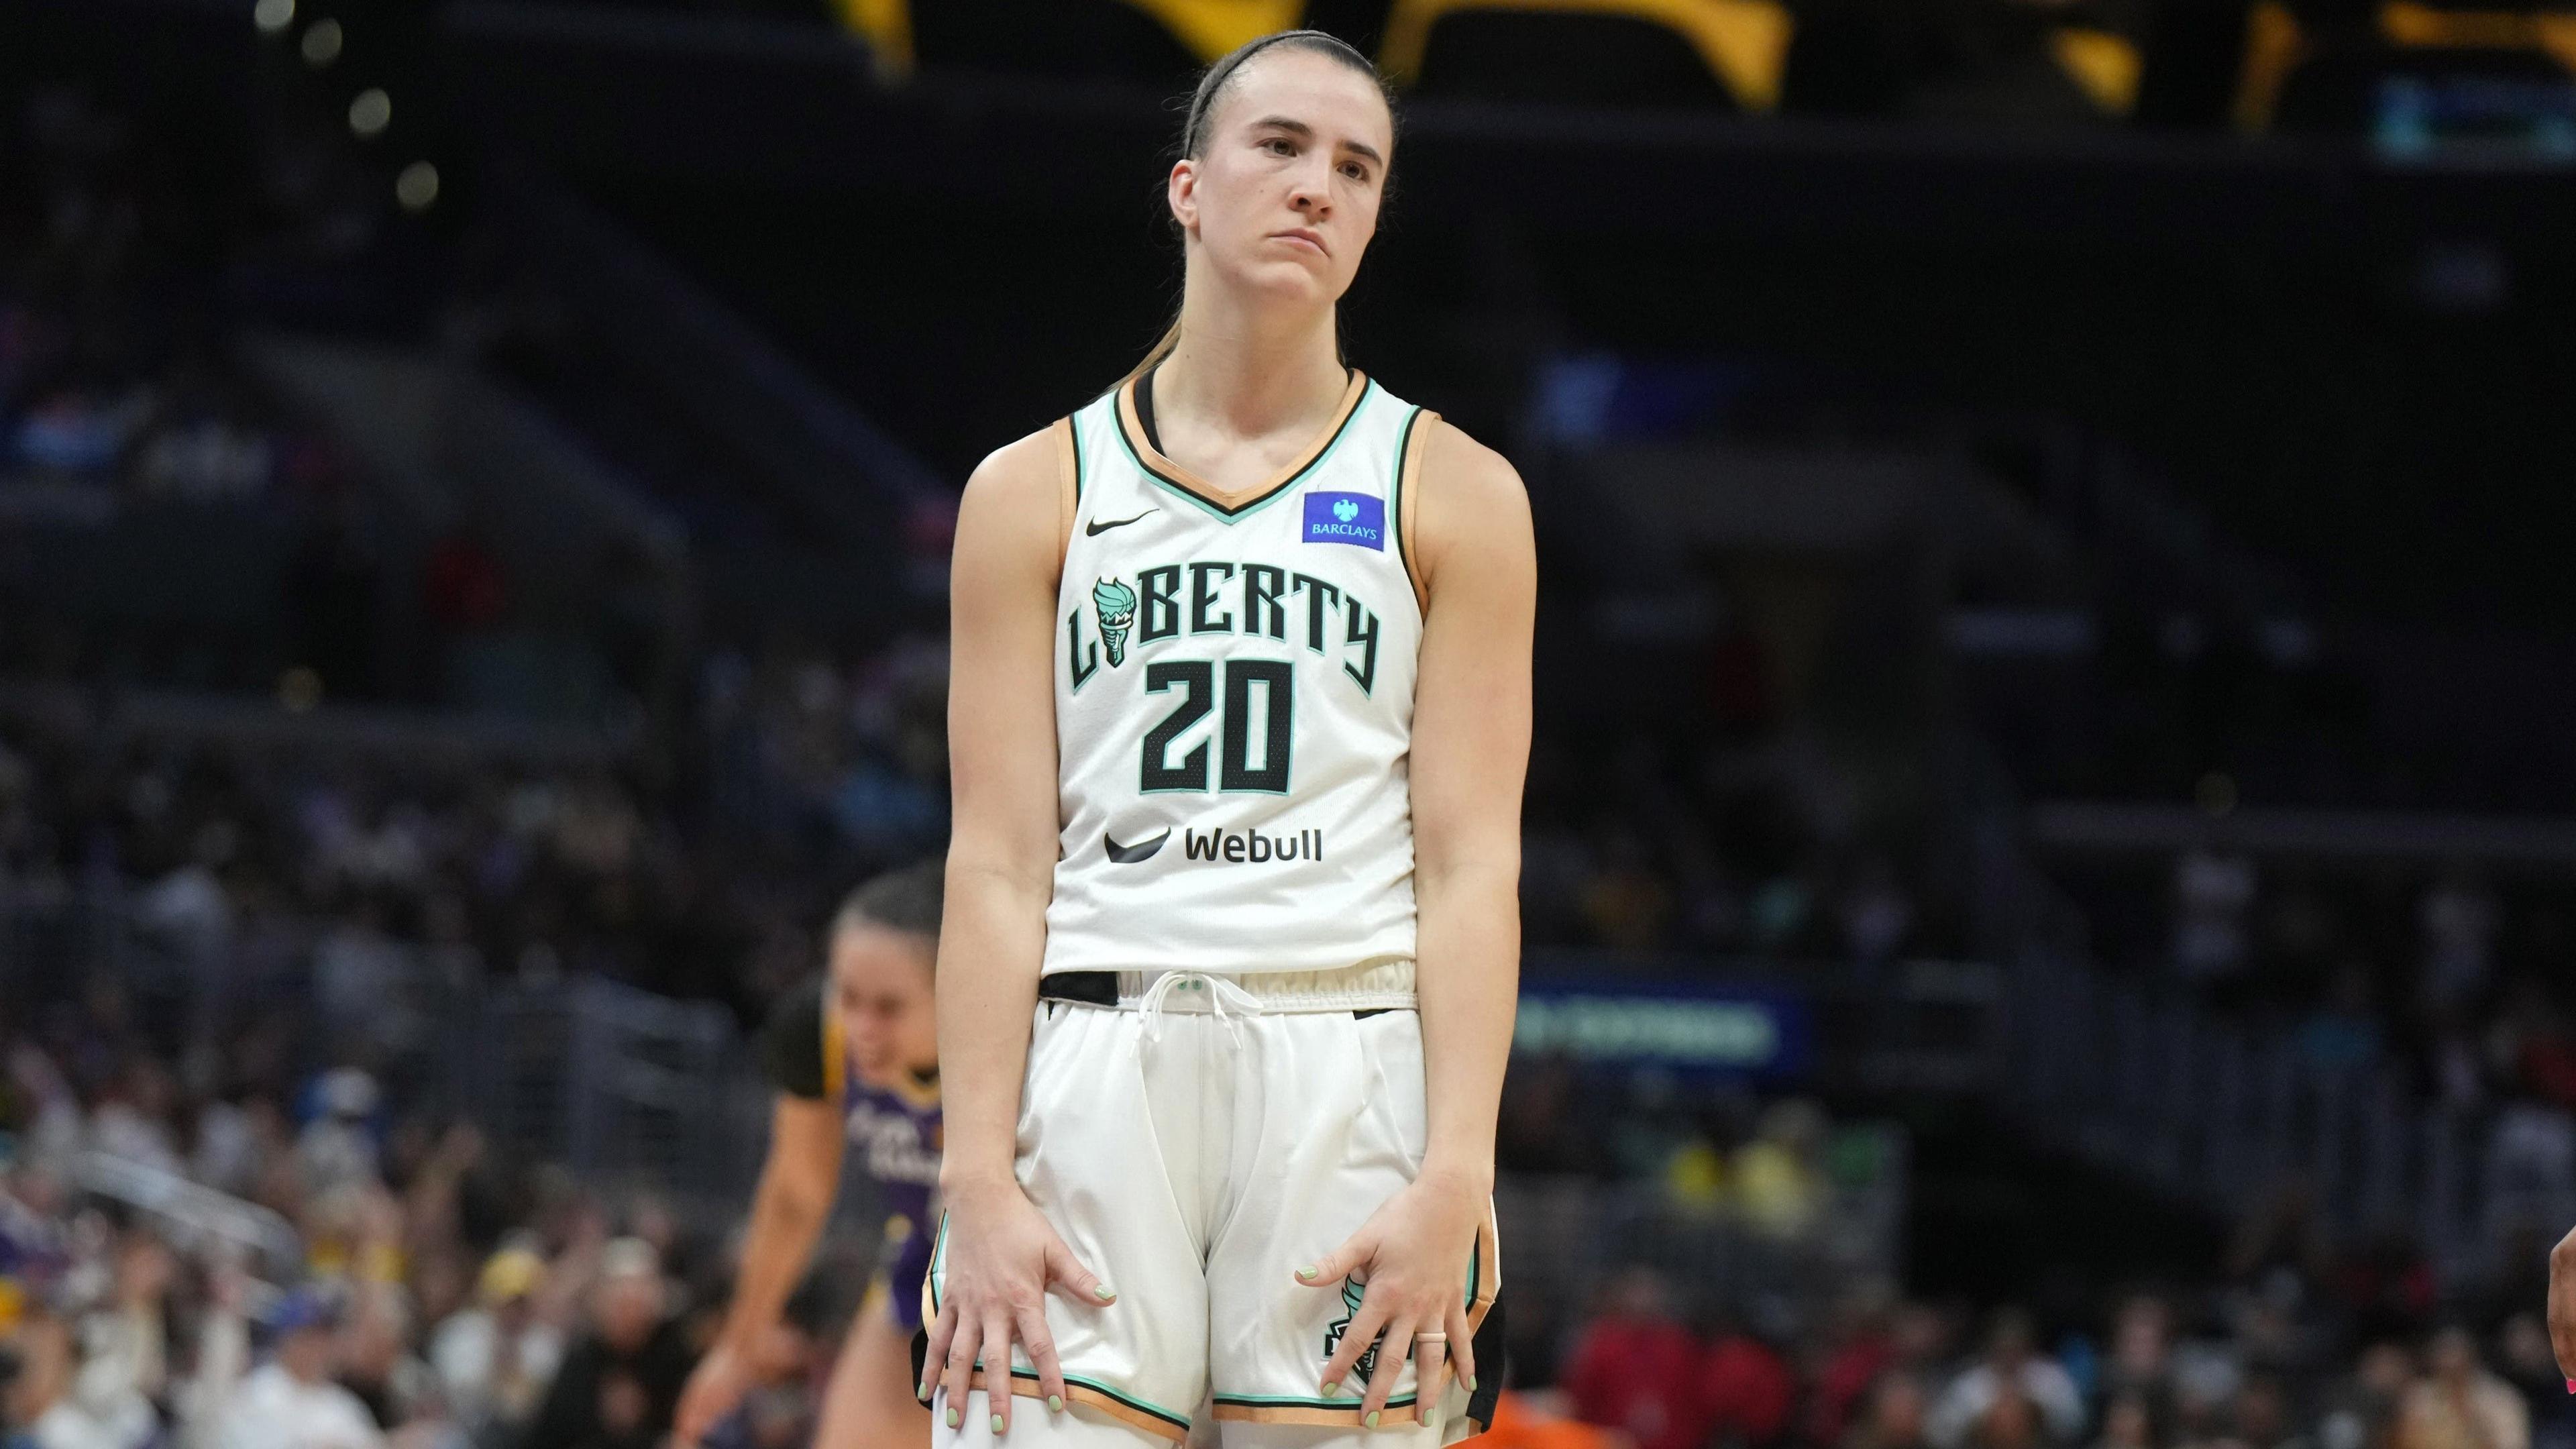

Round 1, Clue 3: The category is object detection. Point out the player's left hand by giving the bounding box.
[2549,1223,2576,1383]
[1297,1164,1485,1428]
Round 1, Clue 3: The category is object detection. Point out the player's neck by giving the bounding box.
[1158,289,1347,445]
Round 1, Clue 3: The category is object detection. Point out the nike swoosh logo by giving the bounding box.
[1085,509,1158,536]
[1104,829,1169,864]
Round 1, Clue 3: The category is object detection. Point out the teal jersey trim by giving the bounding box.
[1069,411,1085,505]
[1390,405,1427,605]
[1214,1391,1423,1410]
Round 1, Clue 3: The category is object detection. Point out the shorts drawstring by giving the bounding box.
[1134,969,1266,1048]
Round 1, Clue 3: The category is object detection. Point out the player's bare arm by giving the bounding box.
[1302,419,1534,1427]
[927,429,1110,1437]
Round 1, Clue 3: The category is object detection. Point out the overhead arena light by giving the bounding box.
[300,17,341,66]
[349,88,391,138]
[396,161,439,211]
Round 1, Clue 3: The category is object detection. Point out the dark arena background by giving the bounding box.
[3,0,2575,1444]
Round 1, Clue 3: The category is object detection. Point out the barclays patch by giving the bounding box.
[1301,490,1385,550]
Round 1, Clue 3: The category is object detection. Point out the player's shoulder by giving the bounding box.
[1411,417,1531,591]
[1415,417,1524,505]
[955,422,1079,581]
[961,425,1061,510]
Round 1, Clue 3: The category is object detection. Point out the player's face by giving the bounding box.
[1173,50,1391,307]
[830,923,938,1087]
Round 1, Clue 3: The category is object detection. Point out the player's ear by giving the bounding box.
[1169,160,1200,235]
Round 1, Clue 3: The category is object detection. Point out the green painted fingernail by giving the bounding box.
[945,1406,961,1428]
[1297,1264,1319,1280]
[992,1413,1007,1433]
[1366,1409,1382,1428]
[1049,1394,1064,1413]
[917,1380,928,1398]
[1093,1283,1116,1301]
[1467,1374,1479,1391]
[1323,1379,1340,1396]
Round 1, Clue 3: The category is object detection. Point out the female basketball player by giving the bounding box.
[673,863,945,1448]
[926,30,1534,1448]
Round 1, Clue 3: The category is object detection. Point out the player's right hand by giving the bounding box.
[673,1340,756,1446]
[922,1175,1113,1436]
[2551,1224,2576,1383]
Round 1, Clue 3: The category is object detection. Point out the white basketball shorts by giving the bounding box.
[918,963,1502,1446]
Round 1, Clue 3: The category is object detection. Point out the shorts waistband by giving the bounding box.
[1039,959,1417,1014]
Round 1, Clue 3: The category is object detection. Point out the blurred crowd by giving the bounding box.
[0,979,867,1449]
[0,623,953,1031]
[0,85,400,701]
[1542,1263,2572,1449]
[2046,845,2576,1128]
[0,91,319,510]
[1519,729,1942,967]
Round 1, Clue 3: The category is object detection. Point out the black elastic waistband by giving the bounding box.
[1038,970,1120,1006]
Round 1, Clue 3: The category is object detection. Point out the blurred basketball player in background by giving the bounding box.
[675,861,945,1447]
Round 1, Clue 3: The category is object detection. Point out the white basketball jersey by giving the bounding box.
[1042,368,1435,977]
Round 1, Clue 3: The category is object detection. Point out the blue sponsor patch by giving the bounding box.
[1301,490,1386,550]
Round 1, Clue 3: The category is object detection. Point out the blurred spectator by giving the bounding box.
[2092,1390,2158,1449]
[338,1285,441,1433]
[428,1248,561,1444]
[8,1307,151,1449]
[1847,1373,1937,1449]
[212,1289,384,1449]
[513,1239,688,1449]
[1734,1100,1829,1240]
[1975,1393,2048,1449]
[1702,1313,1796,1448]
[2230,1183,2336,1306]
[72,1234,174,1432]
[1929,1311,2086,1449]
[2100,1294,2179,1428]
[2236,1374,2314,1449]
[1561,1270,1709,1449]
[1813,1288,1902,1446]
[2316,1342,2415,1449]
[299,1070,384,1199]
[2392,1328,2527,1449]
[2491,1315,2573,1449]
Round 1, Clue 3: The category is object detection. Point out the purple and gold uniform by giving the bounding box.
[759,979,942,1330]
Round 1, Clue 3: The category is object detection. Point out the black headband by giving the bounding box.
[1185,30,1363,155]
